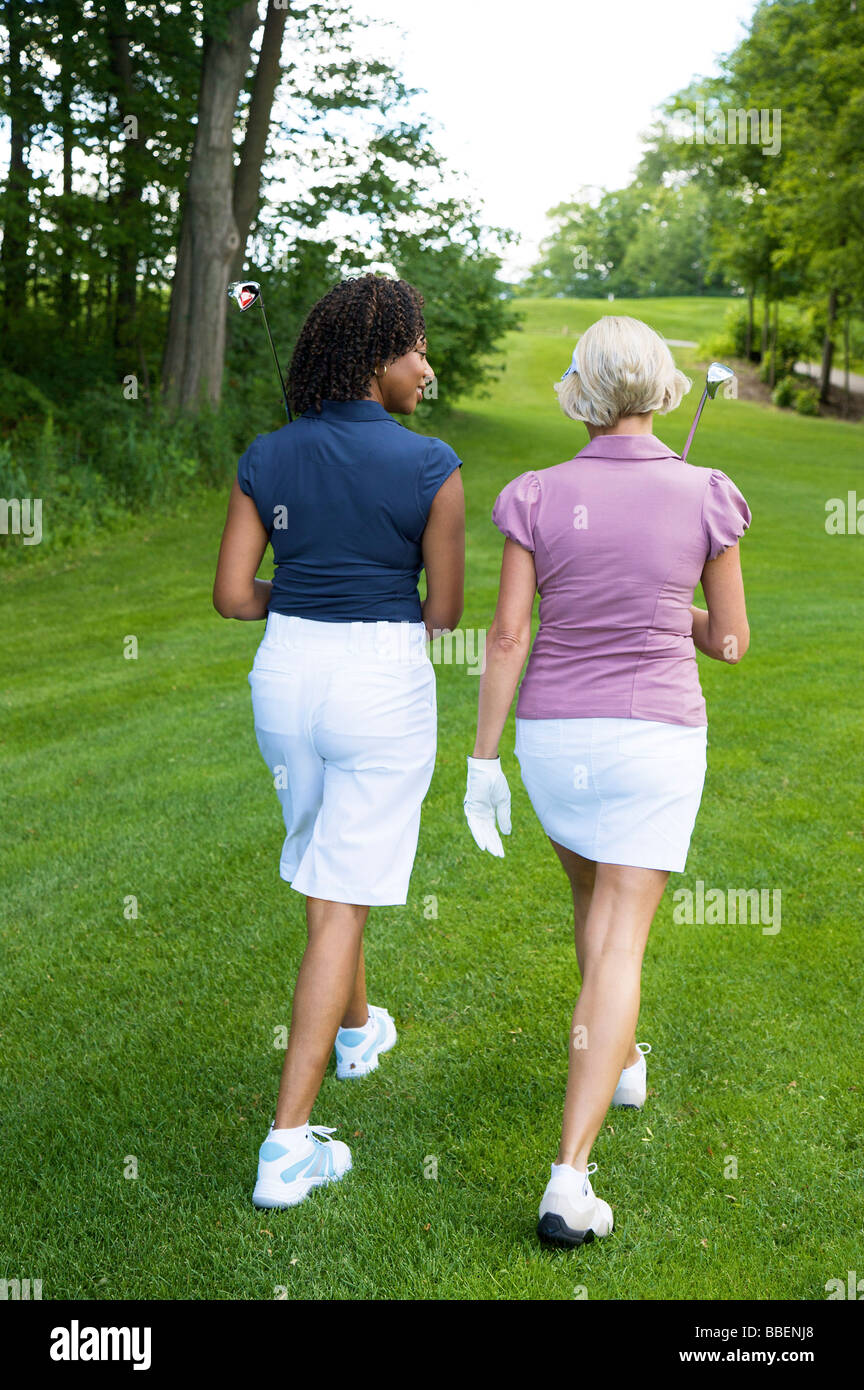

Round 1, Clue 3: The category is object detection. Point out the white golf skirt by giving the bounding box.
[248,613,437,906]
[514,716,708,872]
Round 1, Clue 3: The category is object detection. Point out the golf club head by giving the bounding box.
[227,280,261,312]
[705,361,735,398]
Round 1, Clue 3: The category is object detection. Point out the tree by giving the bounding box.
[161,1,260,413]
[229,0,289,282]
[1,0,516,429]
[0,0,41,333]
[521,179,725,299]
[757,0,864,399]
[521,185,647,298]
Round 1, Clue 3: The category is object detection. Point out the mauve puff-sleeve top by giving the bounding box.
[491,433,751,727]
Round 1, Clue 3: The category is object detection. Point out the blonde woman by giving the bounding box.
[464,316,751,1247]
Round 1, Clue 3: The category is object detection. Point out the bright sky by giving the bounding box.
[356,0,761,279]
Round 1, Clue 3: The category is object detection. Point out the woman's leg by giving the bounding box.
[341,943,369,1029]
[549,839,640,1069]
[554,861,669,1170]
[273,896,369,1129]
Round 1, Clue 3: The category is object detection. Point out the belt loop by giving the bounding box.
[375,619,391,660]
[349,621,362,655]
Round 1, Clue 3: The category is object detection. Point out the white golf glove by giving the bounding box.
[464,755,512,858]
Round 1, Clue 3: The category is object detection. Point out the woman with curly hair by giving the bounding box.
[213,274,465,1209]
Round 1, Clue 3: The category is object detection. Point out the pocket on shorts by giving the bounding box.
[615,719,707,762]
[325,659,436,744]
[514,718,562,759]
[249,637,295,680]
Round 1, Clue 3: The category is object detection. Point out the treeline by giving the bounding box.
[523,0,864,403]
[0,0,516,551]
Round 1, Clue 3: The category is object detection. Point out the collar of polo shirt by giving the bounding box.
[302,399,397,422]
[576,434,682,461]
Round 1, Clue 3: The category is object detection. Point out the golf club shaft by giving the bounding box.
[680,387,708,461]
[258,298,292,422]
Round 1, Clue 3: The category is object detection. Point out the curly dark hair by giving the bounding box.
[287,274,426,415]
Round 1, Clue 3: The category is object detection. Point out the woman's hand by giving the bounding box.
[464,755,512,857]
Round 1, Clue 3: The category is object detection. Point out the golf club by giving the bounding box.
[680,361,735,460]
[227,280,293,422]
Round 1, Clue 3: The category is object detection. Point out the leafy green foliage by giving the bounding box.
[794,384,820,416]
[0,0,515,504]
[770,377,796,408]
[522,0,864,410]
[701,300,822,378]
[522,181,727,299]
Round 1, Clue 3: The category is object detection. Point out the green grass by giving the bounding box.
[2,298,863,1301]
[510,295,738,346]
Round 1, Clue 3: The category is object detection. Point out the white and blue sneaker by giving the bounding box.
[252,1125,352,1209]
[611,1042,652,1109]
[334,1004,397,1080]
[537,1162,614,1247]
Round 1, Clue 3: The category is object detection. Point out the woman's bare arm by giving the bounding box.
[691,541,750,663]
[213,481,272,620]
[421,468,465,637]
[472,538,537,758]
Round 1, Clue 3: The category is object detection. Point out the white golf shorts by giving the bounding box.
[515,716,708,872]
[248,613,437,906]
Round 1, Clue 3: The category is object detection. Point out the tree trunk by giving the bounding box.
[745,286,754,359]
[769,298,779,388]
[162,1,260,413]
[57,0,78,323]
[58,66,75,320]
[105,0,145,374]
[760,288,769,361]
[1,1,33,339]
[843,307,851,418]
[85,264,96,333]
[230,1,290,281]
[819,287,838,404]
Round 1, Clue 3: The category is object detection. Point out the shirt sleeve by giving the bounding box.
[416,436,463,518]
[492,471,541,552]
[236,435,262,499]
[702,469,752,561]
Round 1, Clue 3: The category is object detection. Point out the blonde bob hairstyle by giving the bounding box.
[554,315,691,428]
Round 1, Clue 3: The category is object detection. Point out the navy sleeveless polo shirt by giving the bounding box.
[236,398,462,622]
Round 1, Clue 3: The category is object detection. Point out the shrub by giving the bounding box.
[700,300,821,376]
[795,386,820,416]
[0,368,56,434]
[771,377,797,408]
[0,375,260,566]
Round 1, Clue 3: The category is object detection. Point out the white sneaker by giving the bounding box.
[334,1004,397,1080]
[537,1162,614,1247]
[611,1042,652,1109]
[252,1125,352,1209]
